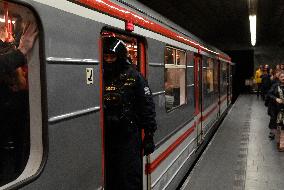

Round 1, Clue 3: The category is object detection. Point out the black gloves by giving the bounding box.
[143,133,155,156]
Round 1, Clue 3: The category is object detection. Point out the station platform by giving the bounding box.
[180,94,284,190]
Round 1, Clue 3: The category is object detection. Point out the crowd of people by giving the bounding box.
[254,64,284,143]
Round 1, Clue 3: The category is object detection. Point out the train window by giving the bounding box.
[204,58,214,93]
[213,59,218,93]
[165,47,175,65]
[0,1,42,188]
[126,42,138,65]
[164,47,186,111]
[221,62,227,95]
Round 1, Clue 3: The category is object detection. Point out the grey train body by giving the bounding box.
[0,0,233,190]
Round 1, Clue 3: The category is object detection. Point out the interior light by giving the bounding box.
[0,18,15,24]
[249,15,256,46]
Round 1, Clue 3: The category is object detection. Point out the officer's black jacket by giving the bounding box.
[104,63,157,134]
[0,49,26,75]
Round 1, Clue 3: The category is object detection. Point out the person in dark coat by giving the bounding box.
[261,67,271,100]
[103,37,157,190]
[267,70,284,140]
[266,69,281,139]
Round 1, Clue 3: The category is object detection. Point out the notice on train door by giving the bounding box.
[86,68,94,84]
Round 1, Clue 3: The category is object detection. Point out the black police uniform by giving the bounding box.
[103,37,156,190]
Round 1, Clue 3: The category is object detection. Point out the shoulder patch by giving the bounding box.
[144,87,151,95]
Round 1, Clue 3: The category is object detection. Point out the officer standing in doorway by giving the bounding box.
[103,37,157,190]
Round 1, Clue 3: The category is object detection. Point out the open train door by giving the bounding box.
[100,29,148,189]
[194,54,203,145]
[217,59,221,116]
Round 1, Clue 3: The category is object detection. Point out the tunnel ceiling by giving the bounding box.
[135,0,284,53]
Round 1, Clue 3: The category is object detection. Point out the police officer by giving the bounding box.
[103,37,157,190]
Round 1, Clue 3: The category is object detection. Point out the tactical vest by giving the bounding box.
[104,67,137,125]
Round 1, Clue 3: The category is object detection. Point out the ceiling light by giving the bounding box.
[249,15,256,46]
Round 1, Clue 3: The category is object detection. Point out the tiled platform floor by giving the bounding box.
[180,94,284,190]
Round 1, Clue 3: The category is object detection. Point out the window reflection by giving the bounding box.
[165,47,186,111]
[165,48,175,65]
[205,58,214,93]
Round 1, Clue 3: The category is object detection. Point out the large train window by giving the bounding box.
[0,1,42,188]
[221,61,227,95]
[164,46,186,111]
[213,59,218,93]
[204,58,214,93]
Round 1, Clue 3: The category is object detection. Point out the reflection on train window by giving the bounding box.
[165,47,186,111]
[221,62,227,95]
[176,50,186,65]
[204,58,214,93]
[127,42,137,65]
[213,59,218,93]
[0,1,38,186]
[165,47,175,65]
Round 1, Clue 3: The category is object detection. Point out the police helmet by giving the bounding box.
[103,37,128,59]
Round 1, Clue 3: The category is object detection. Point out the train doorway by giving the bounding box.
[194,55,204,145]
[101,30,147,189]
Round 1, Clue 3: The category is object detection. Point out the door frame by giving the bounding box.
[194,54,203,145]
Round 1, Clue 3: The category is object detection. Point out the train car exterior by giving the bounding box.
[0,0,234,190]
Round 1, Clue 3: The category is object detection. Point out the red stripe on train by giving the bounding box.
[218,95,228,105]
[74,0,231,62]
[202,105,218,121]
[145,123,196,174]
[146,104,219,174]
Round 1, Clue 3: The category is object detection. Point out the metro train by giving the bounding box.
[0,0,234,190]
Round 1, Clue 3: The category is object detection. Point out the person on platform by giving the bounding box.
[261,65,271,100]
[266,69,281,139]
[254,65,263,98]
[267,71,284,140]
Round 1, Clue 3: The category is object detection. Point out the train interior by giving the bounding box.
[165,47,187,111]
[0,1,41,187]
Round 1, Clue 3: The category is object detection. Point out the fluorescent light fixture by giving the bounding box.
[249,15,256,46]
[0,18,15,24]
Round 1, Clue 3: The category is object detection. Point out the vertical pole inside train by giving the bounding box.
[4,2,9,41]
